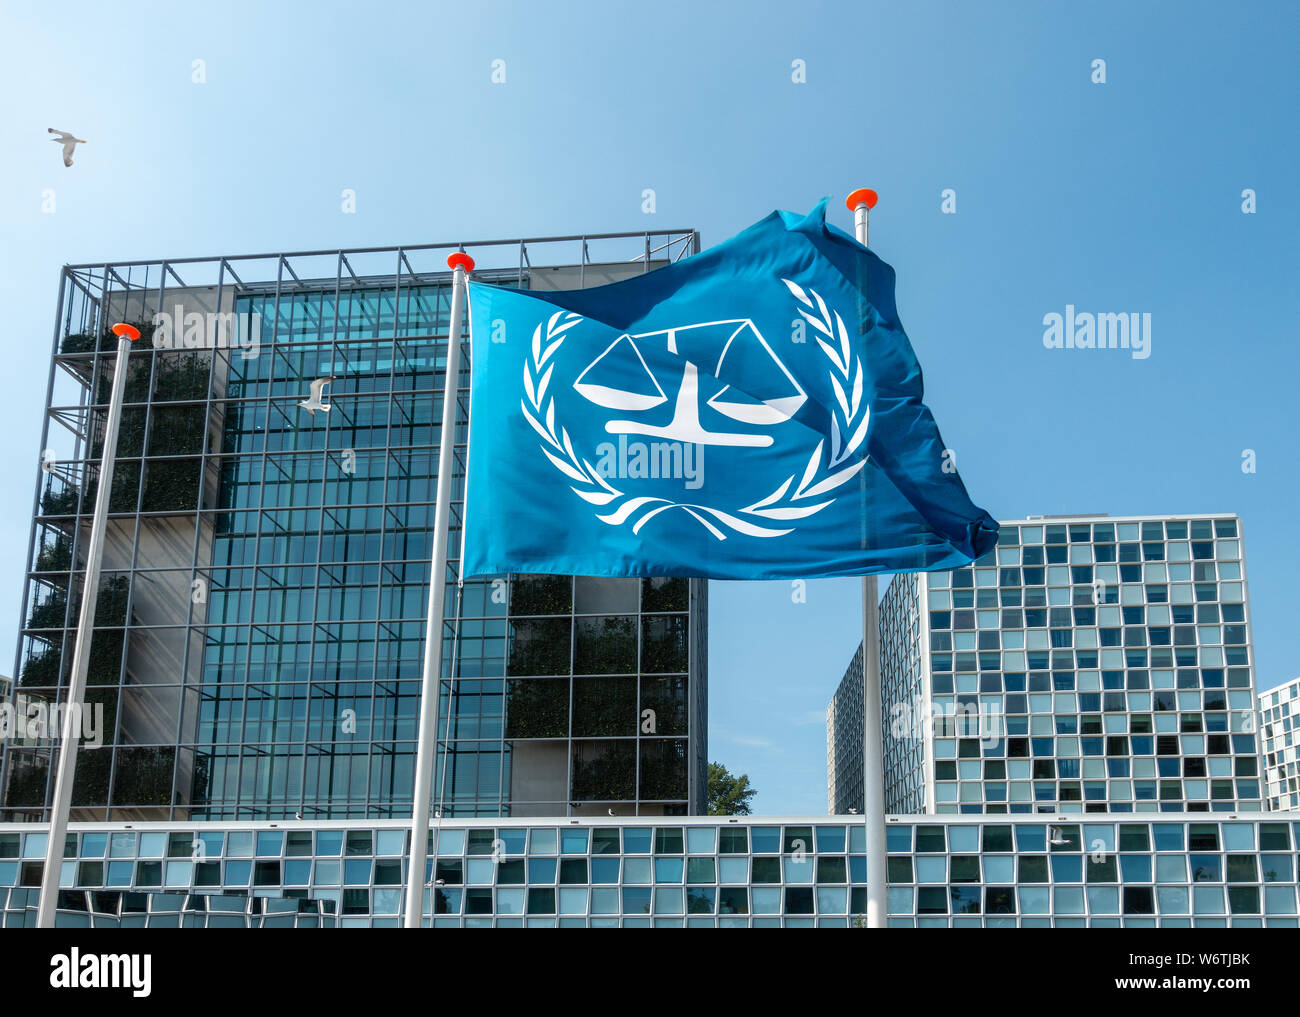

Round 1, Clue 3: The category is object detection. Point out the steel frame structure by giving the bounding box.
[5,228,701,822]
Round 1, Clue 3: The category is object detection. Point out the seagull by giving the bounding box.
[607,808,616,816]
[48,129,87,167]
[298,376,336,415]
[1048,825,1068,846]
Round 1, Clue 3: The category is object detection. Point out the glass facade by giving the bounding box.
[1260,676,1300,811]
[2,816,1296,928]
[879,571,927,813]
[2,233,706,822]
[0,887,335,928]
[830,515,1264,815]
[826,646,864,815]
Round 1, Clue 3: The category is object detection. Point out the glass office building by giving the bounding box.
[2,814,1297,928]
[1,231,707,823]
[829,514,1265,815]
[1260,676,1300,812]
[825,646,864,816]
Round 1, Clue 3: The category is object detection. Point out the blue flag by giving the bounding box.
[463,201,997,579]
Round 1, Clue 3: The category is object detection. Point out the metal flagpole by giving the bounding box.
[404,251,474,928]
[846,188,887,929]
[37,321,141,928]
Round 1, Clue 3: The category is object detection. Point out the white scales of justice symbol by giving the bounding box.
[572,320,806,448]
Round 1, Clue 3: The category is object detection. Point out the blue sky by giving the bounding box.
[2,0,1297,813]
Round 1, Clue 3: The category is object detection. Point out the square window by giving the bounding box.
[1123,887,1155,915]
[686,857,716,883]
[590,858,620,884]
[718,828,749,854]
[591,829,621,855]
[751,857,781,883]
[816,857,847,882]
[559,859,588,885]
[888,857,913,882]
[950,856,980,882]
[950,886,981,914]
[718,887,748,914]
[784,887,814,915]
[687,887,716,915]
[917,887,948,915]
[654,858,684,883]
[749,827,780,853]
[984,887,1015,915]
[915,826,946,852]
[718,857,748,883]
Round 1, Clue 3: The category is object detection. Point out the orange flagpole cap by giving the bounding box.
[447,252,475,273]
[111,323,141,341]
[845,188,878,211]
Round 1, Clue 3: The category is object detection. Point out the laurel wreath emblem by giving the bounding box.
[520,280,869,540]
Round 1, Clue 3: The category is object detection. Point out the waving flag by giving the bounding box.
[462,200,997,580]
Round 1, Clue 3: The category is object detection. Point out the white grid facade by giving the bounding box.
[830,514,1266,815]
[5,814,1298,927]
[1260,676,1300,811]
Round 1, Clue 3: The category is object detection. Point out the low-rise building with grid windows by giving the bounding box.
[2,815,1296,927]
[1260,676,1300,811]
[0,887,335,927]
[829,514,1265,815]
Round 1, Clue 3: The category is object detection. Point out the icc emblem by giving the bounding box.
[573,319,805,448]
[520,280,871,539]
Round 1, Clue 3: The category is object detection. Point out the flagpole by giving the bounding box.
[404,251,474,929]
[846,187,887,930]
[37,321,141,928]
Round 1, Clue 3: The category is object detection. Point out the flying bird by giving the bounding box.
[48,129,87,167]
[298,376,336,415]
